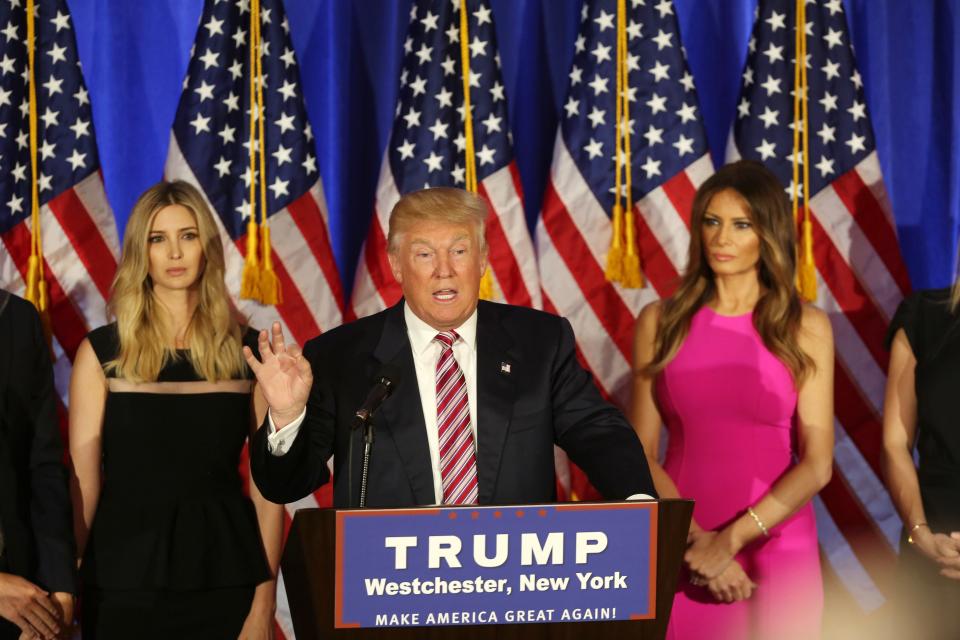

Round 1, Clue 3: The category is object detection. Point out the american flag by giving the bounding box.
[0,0,118,406]
[536,0,712,498]
[350,0,540,317]
[730,0,908,612]
[163,0,344,636]
[164,0,344,350]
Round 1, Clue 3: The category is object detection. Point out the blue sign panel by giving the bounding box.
[334,502,658,629]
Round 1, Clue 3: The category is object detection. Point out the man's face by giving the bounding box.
[388,219,487,331]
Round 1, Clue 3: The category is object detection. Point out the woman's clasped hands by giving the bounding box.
[685,528,758,604]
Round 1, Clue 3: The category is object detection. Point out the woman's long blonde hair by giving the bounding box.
[107,181,246,382]
[645,160,814,385]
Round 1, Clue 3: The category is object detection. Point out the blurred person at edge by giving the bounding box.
[0,290,75,640]
[882,273,960,638]
[630,160,834,640]
[69,181,283,639]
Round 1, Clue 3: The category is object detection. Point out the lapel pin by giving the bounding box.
[500,362,511,374]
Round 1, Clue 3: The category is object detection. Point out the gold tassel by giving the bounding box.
[620,208,644,289]
[258,224,282,305]
[605,203,624,283]
[798,216,817,301]
[790,0,816,302]
[478,267,495,301]
[799,261,817,302]
[240,219,260,300]
[24,254,42,307]
[606,0,625,287]
[621,252,642,288]
[24,0,52,350]
[615,0,643,289]
[240,0,261,302]
[24,252,53,352]
[798,0,815,302]
[26,257,53,351]
[252,0,280,305]
[604,0,644,289]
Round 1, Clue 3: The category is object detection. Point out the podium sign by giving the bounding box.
[334,502,658,629]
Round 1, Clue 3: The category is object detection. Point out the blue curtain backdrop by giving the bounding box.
[68,0,960,297]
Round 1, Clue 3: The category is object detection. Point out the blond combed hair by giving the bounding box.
[645,160,814,385]
[387,187,489,254]
[107,181,246,383]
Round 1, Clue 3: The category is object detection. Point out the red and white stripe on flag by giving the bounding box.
[0,0,119,427]
[0,174,119,404]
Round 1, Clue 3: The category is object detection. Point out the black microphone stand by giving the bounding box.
[348,375,395,508]
[346,417,374,508]
[357,417,376,508]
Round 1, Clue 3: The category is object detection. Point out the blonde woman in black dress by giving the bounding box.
[69,181,282,639]
[883,285,960,639]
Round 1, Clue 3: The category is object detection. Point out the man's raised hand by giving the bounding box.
[243,322,313,429]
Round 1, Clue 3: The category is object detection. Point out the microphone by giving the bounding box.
[350,365,401,508]
[351,366,400,429]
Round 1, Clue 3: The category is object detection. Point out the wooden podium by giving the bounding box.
[281,499,692,639]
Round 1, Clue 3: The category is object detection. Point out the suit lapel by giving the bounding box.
[372,301,436,504]
[475,302,517,503]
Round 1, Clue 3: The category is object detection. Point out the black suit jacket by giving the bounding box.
[251,300,655,507]
[0,291,75,594]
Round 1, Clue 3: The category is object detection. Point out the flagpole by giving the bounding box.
[458,0,496,300]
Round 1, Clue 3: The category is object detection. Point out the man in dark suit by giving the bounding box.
[247,188,655,507]
[0,291,75,640]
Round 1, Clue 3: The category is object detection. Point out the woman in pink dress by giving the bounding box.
[630,160,835,639]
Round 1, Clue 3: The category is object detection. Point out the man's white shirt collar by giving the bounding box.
[404,303,478,355]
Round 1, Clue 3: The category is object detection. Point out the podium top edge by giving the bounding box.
[289,498,693,517]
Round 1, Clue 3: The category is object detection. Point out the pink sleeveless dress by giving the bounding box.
[657,306,822,640]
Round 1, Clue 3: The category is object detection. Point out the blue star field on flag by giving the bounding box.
[171,0,318,239]
[733,0,874,199]
[0,0,100,234]
[387,0,513,194]
[562,0,708,215]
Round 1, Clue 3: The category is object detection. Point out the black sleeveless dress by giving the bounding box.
[887,289,960,638]
[80,324,270,639]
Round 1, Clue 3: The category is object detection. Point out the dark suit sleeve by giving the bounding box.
[23,303,76,593]
[550,317,657,499]
[250,339,333,504]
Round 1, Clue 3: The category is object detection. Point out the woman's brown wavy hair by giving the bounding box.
[644,160,814,385]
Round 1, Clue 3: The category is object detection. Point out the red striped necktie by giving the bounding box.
[434,331,479,505]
